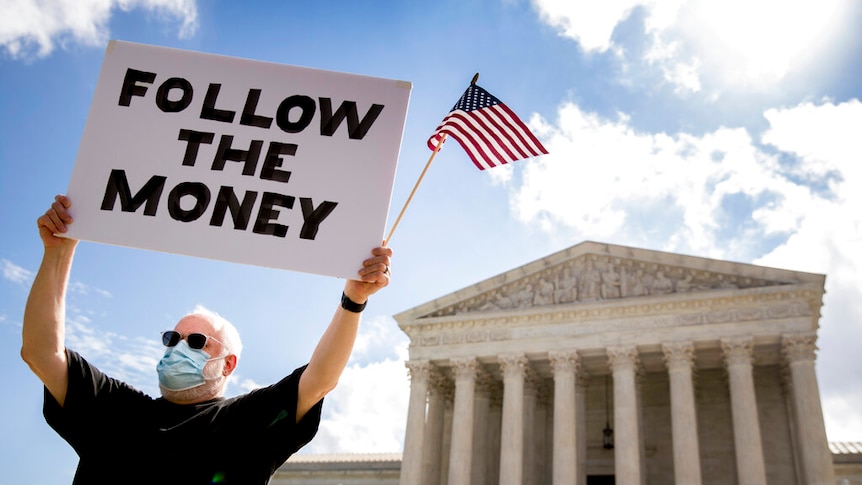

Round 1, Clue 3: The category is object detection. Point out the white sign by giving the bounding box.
[65,40,411,279]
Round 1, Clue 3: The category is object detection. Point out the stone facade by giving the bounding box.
[276,241,860,484]
[394,241,835,485]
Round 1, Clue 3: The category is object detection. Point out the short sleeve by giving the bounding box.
[43,349,151,456]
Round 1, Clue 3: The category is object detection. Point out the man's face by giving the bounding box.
[173,315,229,358]
[158,315,231,404]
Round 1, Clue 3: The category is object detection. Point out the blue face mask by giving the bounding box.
[156,340,223,391]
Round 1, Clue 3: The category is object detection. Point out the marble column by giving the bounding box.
[607,346,643,485]
[550,350,580,485]
[473,372,496,485]
[448,358,480,485]
[780,366,804,485]
[402,360,431,485]
[782,333,836,485]
[575,374,588,485]
[423,370,451,485]
[721,338,767,485]
[499,353,528,485]
[662,341,702,485]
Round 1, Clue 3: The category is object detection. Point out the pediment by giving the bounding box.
[396,241,824,322]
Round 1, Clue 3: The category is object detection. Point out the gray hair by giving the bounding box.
[188,305,244,360]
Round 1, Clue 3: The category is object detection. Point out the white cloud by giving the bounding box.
[0,0,198,59]
[2,259,34,287]
[301,315,410,453]
[514,101,814,259]
[305,358,410,454]
[68,280,113,298]
[532,0,852,92]
[531,0,644,53]
[351,315,409,365]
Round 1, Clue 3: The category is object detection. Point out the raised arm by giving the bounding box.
[21,195,78,407]
[295,246,392,422]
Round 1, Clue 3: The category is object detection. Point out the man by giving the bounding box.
[21,194,393,484]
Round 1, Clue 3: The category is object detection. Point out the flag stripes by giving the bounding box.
[427,84,547,170]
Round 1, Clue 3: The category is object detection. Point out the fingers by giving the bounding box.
[356,246,393,284]
[39,195,73,234]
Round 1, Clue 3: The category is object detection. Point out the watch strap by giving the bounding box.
[341,292,367,313]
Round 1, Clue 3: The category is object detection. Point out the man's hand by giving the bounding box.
[38,195,78,250]
[343,245,392,304]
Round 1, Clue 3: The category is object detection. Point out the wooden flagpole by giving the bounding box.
[383,132,447,246]
[382,73,478,246]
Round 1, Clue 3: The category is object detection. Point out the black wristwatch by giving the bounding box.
[341,292,367,313]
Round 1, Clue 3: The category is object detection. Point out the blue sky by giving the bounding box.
[2,1,862,483]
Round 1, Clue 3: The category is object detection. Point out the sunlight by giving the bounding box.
[683,0,847,85]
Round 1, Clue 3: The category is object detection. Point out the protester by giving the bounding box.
[21,194,392,484]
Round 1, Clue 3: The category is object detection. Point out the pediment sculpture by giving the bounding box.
[423,254,790,318]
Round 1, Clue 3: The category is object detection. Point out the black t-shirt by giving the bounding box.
[44,349,322,484]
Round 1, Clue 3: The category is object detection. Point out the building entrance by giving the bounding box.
[586,475,615,485]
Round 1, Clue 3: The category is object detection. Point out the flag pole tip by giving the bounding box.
[471,73,479,85]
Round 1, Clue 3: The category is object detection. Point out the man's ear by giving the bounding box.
[223,355,238,376]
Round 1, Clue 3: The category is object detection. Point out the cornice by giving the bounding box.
[401,286,821,348]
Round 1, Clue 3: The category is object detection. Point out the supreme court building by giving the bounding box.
[275,241,861,485]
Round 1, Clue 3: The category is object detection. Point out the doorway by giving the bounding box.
[586,475,615,485]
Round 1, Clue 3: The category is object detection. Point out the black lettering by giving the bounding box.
[118,68,156,107]
[253,192,295,237]
[275,95,315,133]
[319,98,384,140]
[240,89,273,129]
[210,186,257,230]
[155,77,194,113]
[178,129,215,167]
[200,83,236,123]
[167,182,210,222]
[212,135,263,176]
[100,169,166,216]
[260,142,296,183]
[299,198,337,240]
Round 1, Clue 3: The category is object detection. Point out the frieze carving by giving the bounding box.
[424,254,791,318]
[404,294,814,348]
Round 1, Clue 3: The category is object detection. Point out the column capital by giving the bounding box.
[662,341,696,371]
[406,359,432,381]
[451,357,481,380]
[499,353,529,378]
[476,371,501,398]
[429,370,454,400]
[549,350,581,374]
[607,345,640,373]
[781,333,818,364]
[721,337,753,367]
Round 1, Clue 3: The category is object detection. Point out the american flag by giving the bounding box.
[427,83,548,170]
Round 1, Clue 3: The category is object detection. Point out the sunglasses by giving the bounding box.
[161,330,224,350]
